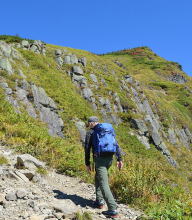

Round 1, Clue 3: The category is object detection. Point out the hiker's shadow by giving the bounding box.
[53,189,95,208]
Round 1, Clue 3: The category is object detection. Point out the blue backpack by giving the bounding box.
[93,123,117,154]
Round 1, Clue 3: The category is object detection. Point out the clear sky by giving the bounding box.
[1,0,191,76]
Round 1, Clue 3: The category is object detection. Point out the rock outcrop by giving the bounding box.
[19,40,46,55]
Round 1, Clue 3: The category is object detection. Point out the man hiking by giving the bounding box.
[84,116,123,218]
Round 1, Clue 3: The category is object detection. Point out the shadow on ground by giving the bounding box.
[53,189,95,208]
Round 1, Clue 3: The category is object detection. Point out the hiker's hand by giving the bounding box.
[86,165,92,173]
[117,161,123,170]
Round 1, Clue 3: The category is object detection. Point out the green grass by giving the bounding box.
[0,155,8,165]
[75,212,93,220]
[0,34,34,44]
[0,43,192,219]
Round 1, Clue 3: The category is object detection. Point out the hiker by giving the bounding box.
[84,116,123,218]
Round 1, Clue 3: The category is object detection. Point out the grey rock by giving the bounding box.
[78,57,87,66]
[5,192,17,201]
[0,41,12,57]
[32,85,57,109]
[32,174,42,183]
[131,119,148,135]
[75,121,86,144]
[184,127,192,141]
[11,48,22,60]
[16,154,45,168]
[52,199,78,218]
[63,55,71,64]
[20,79,30,90]
[55,49,62,56]
[98,96,106,106]
[0,205,3,213]
[168,74,187,84]
[0,58,13,75]
[72,75,87,88]
[16,87,28,101]
[0,82,13,95]
[16,189,27,199]
[28,200,35,208]
[72,66,84,75]
[157,143,177,167]
[92,103,98,110]
[55,57,63,66]
[70,54,78,64]
[39,106,64,137]
[168,128,178,145]
[6,95,20,112]
[151,127,162,146]
[145,115,160,132]
[21,40,30,48]
[114,60,125,68]
[14,170,30,182]
[18,170,35,180]
[136,135,150,149]
[31,84,64,137]
[175,128,190,148]
[124,75,133,84]
[105,98,112,112]
[81,87,94,102]
[90,74,98,83]
[30,45,38,53]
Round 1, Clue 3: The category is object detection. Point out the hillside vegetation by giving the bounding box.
[0,35,192,219]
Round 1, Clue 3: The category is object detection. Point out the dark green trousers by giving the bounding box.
[95,155,117,211]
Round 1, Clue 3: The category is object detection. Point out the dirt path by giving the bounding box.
[0,145,143,220]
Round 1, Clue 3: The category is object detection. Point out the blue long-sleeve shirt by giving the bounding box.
[84,126,122,166]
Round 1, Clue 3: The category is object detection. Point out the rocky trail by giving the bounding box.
[0,145,143,220]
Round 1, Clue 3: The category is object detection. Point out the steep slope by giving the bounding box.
[0,35,192,219]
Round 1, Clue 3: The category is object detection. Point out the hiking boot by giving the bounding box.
[102,210,118,218]
[94,200,105,209]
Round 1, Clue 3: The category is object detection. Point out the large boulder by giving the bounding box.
[32,85,57,109]
[90,74,98,83]
[168,74,187,84]
[16,154,45,169]
[72,66,84,75]
[52,199,79,218]
[78,57,87,66]
[81,87,94,102]
[55,56,63,66]
[21,40,30,48]
[131,119,148,136]
[0,58,13,75]
[0,41,12,57]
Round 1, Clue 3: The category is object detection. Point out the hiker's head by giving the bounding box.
[88,116,99,128]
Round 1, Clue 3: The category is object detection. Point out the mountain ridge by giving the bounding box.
[0,35,192,219]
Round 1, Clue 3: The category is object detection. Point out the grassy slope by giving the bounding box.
[0,40,192,219]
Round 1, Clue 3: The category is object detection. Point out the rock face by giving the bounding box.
[0,58,13,75]
[16,154,45,169]
[20,40,46,55]
[31,85,64,137]
[0,78,64,138]
[168,73,187,84]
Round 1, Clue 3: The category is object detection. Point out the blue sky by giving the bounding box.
[1,0,191,76]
